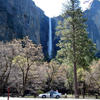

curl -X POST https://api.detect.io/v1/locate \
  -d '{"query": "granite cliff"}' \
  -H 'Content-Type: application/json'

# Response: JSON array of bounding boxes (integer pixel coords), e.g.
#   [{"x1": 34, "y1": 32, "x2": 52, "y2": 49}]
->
[
  {"x1": 85, "y1": 0, "x2": 100, "y2": 51},
  {"x1": 1, "y1": 0, "x2": 100, "y2": 57},
  {"x1": 0, "y1": 0, "x2": 49, "y2": 54}
]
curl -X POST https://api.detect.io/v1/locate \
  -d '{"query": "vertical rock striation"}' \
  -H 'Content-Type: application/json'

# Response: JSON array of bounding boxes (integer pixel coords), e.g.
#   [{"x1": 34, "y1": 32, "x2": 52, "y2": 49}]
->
[
  {"x1": 85, "y1": 0, "x2": 100, "y2": 50},
  {"x1": 0, "y1": 0, "x2": 49, "y2": 54}
]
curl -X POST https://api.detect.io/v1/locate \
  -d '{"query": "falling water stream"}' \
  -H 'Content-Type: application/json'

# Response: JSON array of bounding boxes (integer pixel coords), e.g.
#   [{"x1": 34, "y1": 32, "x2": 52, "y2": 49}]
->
[{"x1": 48, "y1": 18, "x2": 52, "y2": 59}]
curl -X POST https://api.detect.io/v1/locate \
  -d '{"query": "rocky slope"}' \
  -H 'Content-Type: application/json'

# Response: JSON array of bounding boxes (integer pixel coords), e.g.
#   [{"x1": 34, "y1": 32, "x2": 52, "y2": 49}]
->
[
  {"x1": 0, "y1": 0, "x2": 49, "y2": 54},
  {"x1": 85, "y1": 0, "x2": 100, "y2": 50}
]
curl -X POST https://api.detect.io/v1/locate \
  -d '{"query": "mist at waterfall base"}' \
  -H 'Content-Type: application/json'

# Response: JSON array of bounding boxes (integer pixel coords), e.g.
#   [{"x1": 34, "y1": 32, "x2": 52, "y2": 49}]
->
[{"x1": 48, "y1": 18, "x2": 52, "y2": 59}]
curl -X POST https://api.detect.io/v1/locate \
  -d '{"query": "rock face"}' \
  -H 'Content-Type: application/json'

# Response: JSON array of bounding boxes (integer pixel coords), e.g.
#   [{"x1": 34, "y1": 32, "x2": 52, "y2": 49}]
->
[
  {"x1": 52, "y1": 16, "x2": 63, "y2": 57},
  {"x1": 85, "y1": 0, "x2": 100, "y2": 50},
  {"x1": 0, "y1": 0, "x2": 49, "y2": 54}
]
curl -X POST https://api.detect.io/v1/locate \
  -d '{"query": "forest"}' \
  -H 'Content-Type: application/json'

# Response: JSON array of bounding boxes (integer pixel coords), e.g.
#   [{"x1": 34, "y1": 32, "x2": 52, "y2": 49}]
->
[{"x1": 0, "y1": 36, "x2": 99, "y2": 98}]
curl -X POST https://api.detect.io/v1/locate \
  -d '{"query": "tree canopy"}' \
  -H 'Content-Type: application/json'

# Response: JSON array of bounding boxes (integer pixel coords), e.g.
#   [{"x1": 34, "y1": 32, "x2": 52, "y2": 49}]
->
[{"x1": 56, "y1": 0, "x2": 96, "y2": 98}]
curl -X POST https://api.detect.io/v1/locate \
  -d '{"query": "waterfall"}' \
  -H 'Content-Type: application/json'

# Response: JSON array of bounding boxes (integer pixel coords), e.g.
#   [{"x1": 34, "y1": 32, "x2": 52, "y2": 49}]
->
[{"x1": 48, "y1": 18, "x2": 52, "y2": 58}]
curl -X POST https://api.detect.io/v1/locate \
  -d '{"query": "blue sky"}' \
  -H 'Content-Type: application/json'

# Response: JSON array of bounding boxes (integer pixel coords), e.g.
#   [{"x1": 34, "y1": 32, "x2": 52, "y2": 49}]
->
[{"x1": 33, "y1": 0, "x2": 93, "y2": 17}]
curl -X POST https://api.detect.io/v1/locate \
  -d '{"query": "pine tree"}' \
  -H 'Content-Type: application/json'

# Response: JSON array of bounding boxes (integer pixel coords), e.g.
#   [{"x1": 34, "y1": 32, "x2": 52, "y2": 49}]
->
[{"x1": 56, "y1": 0, "x2": 96, "y2": 98}]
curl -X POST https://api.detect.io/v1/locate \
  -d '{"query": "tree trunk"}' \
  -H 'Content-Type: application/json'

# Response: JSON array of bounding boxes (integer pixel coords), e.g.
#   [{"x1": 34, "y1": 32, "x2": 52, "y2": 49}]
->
[
  {"x1": 82, "y1": 81, "x2": 85, "y2": 98},
  {"x1": 21, "y1": 86, "x2": 25, "y2": 97},
  {"x1": 73, "y1": 62, "x2": 79, "y2": 98}
]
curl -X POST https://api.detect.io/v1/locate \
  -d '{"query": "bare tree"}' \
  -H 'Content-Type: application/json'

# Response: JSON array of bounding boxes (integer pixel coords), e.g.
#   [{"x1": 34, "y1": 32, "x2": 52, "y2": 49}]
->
[
  {"x1": 11, "y1": 37, "x2": 44, "y2": 96},
  {"x1": 0, "y1": 42, "x2": 16, "y2": 95}
]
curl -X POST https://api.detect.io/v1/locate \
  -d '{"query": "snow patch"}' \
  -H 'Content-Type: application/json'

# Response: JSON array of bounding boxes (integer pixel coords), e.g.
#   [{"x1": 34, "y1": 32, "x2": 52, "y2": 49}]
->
[{"x1": 80, "y1": 0, "x2": 94, "y2": 11}]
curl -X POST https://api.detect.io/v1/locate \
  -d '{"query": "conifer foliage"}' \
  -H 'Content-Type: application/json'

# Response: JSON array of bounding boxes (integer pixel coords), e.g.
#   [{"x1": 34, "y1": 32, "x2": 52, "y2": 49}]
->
[{"x1": 56, "y1": 0, "x2": 96, "y2": 98}]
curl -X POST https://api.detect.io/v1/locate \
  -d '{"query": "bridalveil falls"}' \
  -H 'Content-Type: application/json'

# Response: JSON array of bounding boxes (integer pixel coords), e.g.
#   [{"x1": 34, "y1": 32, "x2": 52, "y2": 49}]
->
[{"x1": 48, "y1": 18, "x2": 52, "y2": 58}]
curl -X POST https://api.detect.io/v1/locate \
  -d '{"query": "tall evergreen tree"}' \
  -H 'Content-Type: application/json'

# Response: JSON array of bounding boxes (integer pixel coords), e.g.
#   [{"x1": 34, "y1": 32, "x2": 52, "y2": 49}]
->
[{"x1": 56, "y1": 0, "x2": 96, "y2": 98}]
